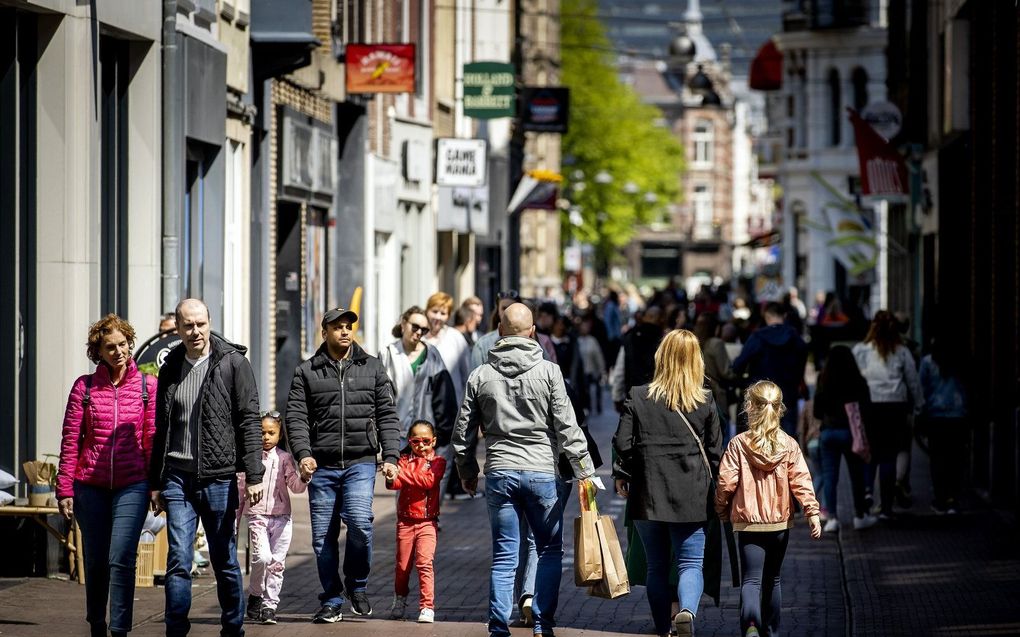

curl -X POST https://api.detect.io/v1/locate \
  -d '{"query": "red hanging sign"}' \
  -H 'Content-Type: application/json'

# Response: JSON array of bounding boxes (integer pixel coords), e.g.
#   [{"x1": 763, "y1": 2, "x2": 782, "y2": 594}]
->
[{"x1": 848, "y1": 107, "x2": 908, "y2": 197}]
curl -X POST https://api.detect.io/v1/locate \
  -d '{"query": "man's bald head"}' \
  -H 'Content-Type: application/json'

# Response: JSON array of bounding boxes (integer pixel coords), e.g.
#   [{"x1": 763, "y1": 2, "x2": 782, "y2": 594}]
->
[
  {"x1": 175, "y1": 298, "x2": 210, "y2": 324},
  {"x1": 499, "y1": 303, "x2": 535, "y2": 338}
]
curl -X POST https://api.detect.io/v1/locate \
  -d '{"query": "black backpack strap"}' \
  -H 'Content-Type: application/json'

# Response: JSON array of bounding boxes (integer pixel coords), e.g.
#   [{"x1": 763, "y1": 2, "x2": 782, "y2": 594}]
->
[
  {"x1": 79, "y1": 374, "x2": 94, "y2": 447},
  {"x1": 82, "y1": 373, "x2": 93, "y2": 406}
]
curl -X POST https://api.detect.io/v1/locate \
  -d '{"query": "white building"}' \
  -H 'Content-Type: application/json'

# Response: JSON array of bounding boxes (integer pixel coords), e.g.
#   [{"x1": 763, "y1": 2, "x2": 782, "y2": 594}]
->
[{"x1": 770, "y1": 6, "x2": 888, "y2": 308}]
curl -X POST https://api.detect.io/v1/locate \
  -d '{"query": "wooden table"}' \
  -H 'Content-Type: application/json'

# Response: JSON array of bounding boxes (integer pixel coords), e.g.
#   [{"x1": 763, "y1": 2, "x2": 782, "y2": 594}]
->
[{"x1": 0, "y1": 505, "x2": 84, "y2": 583}]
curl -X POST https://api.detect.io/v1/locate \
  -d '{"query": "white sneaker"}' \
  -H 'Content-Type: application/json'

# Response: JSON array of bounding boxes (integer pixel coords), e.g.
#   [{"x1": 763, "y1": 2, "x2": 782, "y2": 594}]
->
[
  {"x1": 520, "y1": 595, "x2": 534, "y2": 627},
  {"x1": 853, "y1": 514, "x2": 878, "y2": 530},
  {"x1": 417, "y1": 608, "x2": 435, "y2": 623},
  {"x1": 823, "y1": 518, "x2": 840, "y2": 533},
  {"x1": 389, "y1": 595, "x2": 407, "y2": 620}
]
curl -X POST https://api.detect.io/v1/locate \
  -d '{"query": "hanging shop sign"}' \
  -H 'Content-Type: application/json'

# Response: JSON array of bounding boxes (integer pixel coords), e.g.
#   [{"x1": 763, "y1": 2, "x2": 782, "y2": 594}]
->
[
  {"x1": 463, "y1": 61, "x2": 516, "y2": 119},
  {"x1": 435, "y1": 138, "x2": 488, "y2": 187},
  {"x1": 520, "y1": 87, "x2": 570, "y2": 133},
  {"x1": 848, "y1": 108, "x2": 908, "y2": 198},
  {"x1": 860, "y1": 100, "x2": 903, "y2": 141},
  {"x1": 345, "y1": 43, "x2": 416, "y2": 94}
]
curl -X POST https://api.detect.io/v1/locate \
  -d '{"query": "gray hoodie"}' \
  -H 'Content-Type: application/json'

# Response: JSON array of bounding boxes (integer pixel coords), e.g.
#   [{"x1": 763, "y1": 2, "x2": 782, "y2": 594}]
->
[{"x1": 453, "y1": 336, "x2": 594, "y2": 481}]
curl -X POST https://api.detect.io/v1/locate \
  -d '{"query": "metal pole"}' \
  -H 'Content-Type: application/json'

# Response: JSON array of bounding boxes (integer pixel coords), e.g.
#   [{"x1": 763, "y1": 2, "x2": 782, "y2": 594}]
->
[
  {"x1": 161, "y1": 0, "x2": 182, "y2": 313},
  {"x1": 507, "y1": 0, "x2": 525, "y2": 290}
]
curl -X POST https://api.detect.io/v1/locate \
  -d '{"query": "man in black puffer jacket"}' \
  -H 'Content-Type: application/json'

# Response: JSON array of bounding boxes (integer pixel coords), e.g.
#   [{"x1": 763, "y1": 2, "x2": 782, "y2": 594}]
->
[
  {"x1": 285, "y1": 307, "x2": 400, "y2": 624},
  {"x1": 150, "y1": 298, "x2": 264, "y2": 637}
]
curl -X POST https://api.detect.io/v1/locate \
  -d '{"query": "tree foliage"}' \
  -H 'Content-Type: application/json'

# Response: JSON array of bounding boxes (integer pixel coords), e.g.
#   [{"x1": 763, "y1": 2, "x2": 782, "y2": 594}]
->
[{"x1": 561, "y1": 0, "x2": 684, "y2": 270}]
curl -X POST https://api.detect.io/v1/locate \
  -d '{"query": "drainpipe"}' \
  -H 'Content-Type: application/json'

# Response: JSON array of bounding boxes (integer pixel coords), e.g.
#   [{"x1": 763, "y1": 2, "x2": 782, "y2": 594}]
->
[{"x1": 161, "y1": 0, "x2": 182, "y2": 313}]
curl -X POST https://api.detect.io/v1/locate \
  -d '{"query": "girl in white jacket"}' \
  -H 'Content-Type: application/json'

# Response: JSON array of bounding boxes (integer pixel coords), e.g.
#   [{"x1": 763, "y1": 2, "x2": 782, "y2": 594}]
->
[{"x1": 852, "y1": 311, "x2": 924, "y2": 518}]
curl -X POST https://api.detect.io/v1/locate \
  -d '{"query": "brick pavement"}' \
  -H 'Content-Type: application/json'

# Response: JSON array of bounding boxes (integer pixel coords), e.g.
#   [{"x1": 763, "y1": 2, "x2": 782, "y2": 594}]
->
[{"x1": 3, "y1": 392, "x2": 1015, "y2": 637}]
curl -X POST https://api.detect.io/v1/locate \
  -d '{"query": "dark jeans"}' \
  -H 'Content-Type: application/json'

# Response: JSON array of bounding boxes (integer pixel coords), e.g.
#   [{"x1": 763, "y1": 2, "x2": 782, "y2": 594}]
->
[
  {"x1": 307, "y1": 463, "x2": 376, "y2": 606},
  {"x1": 738, "y1": 530, "x2": 790, "y2": 637},
  {"x1": 927, "y1": 416, "x2": 965, "y2": 507},
  {"x1": 162, "y1": 470, "x2": 244, "y2": 637},
  {"x1": 585, "y1": 374, "x2": 602, "y2": 414},
  {"x1": 820, "y1": 428, "x2": 867, "y2": 518},
  {"x1": 865, "y1": 402, "x2": 909, "y2": 515},
  {"x1": 73, "y1": 480, "x2": 149, "y2": 636}
]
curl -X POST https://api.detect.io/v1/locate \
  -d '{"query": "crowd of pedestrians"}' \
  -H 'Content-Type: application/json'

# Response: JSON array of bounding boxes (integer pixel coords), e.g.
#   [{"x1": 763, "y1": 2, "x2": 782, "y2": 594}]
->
[{"x1": 55, "y1": 277, "x2": 965, "y2": 637}]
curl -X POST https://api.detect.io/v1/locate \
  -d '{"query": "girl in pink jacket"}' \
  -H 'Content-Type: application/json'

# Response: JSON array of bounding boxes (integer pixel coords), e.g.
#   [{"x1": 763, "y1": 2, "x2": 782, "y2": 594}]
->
[
  {"x1": 236, "y1": 413, "x2": 307, "y2": 624},
  {"x1": 57, "y1": 314, "x2": 156, "y2": 637},
  {"x1": 715, "y1": 381, "x2": 822, "y2": 637}
]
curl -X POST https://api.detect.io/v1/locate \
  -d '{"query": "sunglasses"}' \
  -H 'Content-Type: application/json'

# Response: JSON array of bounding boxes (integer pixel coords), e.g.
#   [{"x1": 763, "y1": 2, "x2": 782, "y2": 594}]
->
[
  {"x1": 261, "y1": 410, "x2": 281, "y2": 420},
  {"x1": 408, "y1": 324, "x2": 429, "y2": 335},
  {"x1": 498, "y1": 289, "x2": 521, "y2": 300},
  {"x1": 409, "y1": 437, "x2": 434, "y2": 445}
]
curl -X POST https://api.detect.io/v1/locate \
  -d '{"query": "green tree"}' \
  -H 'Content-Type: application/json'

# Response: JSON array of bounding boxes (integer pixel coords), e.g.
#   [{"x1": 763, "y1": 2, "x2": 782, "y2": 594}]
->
[{"x1": 561, "y1": 0, "x2": 684, "y2": 274}]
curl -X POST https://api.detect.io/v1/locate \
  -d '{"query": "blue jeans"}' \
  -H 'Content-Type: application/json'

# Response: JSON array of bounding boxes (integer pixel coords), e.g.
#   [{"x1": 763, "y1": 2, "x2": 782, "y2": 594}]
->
[
  {"x1": 820, "y1": 428, "x2": 867, "y2": 518},
  {"x1": 634, "y1": 520, "x2": 706, "y2": 636},
  {"x1": 514, "y1": 478, "x2": 572, "y2": 606},
  {"x1": 73, "y1": 480, "x2": 149, "y2": 636},
  {"x1": 162, "y1": 470, "x2": 244, "y2": 637},
  {"x1": 485, "y1": 471, "x2": 565, "y2": 637},
  {"x1": 307, "y1": 463, "x2": 376, "y2": 606}
]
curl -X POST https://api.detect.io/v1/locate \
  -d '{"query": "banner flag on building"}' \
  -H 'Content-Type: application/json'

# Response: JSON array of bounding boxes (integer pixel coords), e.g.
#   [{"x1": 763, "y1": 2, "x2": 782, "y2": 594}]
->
[
  {"x1": 848, "y1": 107, "x2": 908, "y2": 198},
  {"x1": 507, "y1": 169, "x2": 562, "y2": 213}
]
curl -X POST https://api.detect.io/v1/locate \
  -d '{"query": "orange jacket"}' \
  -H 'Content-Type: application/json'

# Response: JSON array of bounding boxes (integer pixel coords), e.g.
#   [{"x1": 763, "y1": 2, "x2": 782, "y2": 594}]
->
[
  {"x1": 714, "y1": 431, "x2": 820, "y2": 532},
  {"x1": 387, "y1": 452, "x2": 447, "y2": 522}
]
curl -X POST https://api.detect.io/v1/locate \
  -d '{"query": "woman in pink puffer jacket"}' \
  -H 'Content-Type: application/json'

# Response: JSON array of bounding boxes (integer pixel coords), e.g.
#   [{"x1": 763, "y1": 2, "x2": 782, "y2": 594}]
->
[{"x1": 57, "y1": 314, "x2": 156, "y2": 637}]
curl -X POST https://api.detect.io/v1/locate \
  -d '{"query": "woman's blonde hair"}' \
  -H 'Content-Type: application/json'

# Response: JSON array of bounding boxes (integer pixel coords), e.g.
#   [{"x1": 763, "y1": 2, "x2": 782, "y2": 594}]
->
[
  {"x1": 743, "y1": 380, "x2": 787, "y2": 457},
  {"x1": 646, "y1": 329, "x2": 710, "y2": 413}
]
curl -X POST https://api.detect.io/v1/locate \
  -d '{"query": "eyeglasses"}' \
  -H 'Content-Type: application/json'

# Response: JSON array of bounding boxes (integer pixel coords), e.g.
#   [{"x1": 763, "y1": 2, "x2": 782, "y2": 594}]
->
[
  {"x1": 498, "y1": 289, "x2": 521, "y2": 300},
  {"x1": 409, "y1": 437, "x2": 434, "y2": 445},
  {"x1": 261, "y1": 410, "x2": 281, "y2": 420},
  {"x1": 408, "y1": 324, "x2": 429, "y2": 335}
]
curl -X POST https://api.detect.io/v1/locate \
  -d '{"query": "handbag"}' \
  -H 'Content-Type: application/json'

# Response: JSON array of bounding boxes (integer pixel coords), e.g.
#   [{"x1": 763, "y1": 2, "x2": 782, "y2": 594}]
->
[
  {"x1": 573, "y1": 480, "x2": 603, "y2": 586},
  {"x1": 844, "y1": 402, "x2": 871, "y2": 463}
]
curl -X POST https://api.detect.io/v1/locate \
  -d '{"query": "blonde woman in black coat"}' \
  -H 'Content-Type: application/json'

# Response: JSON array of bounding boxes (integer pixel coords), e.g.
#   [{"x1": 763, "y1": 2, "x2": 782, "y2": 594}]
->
[{"x1": 613, "y1": 329, "x2": 722, "y2": 637}]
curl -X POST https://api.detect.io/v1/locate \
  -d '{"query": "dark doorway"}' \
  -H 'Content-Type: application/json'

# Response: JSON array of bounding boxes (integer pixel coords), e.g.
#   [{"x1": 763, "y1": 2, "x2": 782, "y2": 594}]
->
[
  {"x1": 275, "y1": 202, "x2": 302, "y2": 413},
  {"x1": 0, "y1": 9, "x2": 37, "y2": 479}
]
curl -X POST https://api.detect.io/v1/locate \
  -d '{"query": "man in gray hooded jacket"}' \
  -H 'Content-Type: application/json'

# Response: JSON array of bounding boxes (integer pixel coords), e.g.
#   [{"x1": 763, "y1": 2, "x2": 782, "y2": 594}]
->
[{"x1": 453, "y1": 303, "x2": 594, "y2": 637}]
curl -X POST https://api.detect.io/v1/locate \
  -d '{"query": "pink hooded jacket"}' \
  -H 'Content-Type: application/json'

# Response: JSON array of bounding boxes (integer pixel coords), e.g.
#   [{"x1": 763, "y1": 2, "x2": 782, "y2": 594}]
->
[
  {"x1": 57, "y1": 359, "x2": 157, "y2": 499},
  {"x1": 237, "y1": 447, "x2": 306, "y2": 517}
]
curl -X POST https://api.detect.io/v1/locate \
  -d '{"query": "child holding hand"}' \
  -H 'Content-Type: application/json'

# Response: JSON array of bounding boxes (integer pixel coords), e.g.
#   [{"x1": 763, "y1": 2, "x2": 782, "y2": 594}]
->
[
  {"x1": 237, "y1": 412, "x2": 307, "y2": 625},
  {"x1": 386, "y1": 420, "x2": 446, "y2": 623},
  {"x1": 715, "y1": 381, "x2": 822, "y2": 637}
]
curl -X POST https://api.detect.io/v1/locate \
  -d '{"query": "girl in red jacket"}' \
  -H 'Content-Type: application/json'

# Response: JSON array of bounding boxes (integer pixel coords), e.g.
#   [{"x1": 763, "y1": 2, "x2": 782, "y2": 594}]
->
[{"x1": 385, "y1": 420, "x2": 446, "y2": 623}]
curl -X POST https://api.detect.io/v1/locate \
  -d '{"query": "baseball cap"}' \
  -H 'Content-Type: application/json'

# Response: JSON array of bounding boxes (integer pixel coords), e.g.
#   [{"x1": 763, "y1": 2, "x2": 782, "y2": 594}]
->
[{"x1": 321, "y1": 307, "x2": 359, "y2": 327}]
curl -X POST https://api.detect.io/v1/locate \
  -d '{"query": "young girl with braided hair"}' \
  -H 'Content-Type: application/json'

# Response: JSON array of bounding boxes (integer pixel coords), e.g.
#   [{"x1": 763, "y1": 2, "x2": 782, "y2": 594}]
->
[{"x1": 715, "y1": 381, "x2": 822, "y2": 637}]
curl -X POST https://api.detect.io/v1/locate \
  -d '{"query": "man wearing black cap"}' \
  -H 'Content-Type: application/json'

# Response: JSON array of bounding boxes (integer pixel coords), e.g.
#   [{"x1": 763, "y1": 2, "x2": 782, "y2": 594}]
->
[{"x1": 285, "y1": 308, "x2": 401, "y2": 624}]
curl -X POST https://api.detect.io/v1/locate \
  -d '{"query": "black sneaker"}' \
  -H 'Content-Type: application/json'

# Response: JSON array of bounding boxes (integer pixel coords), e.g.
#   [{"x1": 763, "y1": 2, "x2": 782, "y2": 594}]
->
[
  {"x1": 313, "y1": 603, "x2": 343, "y2": 623},
  {"x1": 350, "y1": 591, "x2": 372, "y2": 616},
  {"x1": 261, "y1": 607, "x2": 278, "y2": 625},
  {"x1": 246, "y1": 595, "x2": 263, "y2": 621}
]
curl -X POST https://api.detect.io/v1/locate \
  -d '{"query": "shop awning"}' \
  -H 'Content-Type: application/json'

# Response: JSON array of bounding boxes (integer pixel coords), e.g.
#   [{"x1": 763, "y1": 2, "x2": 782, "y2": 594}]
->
[{"x1": 749, "y1": 40, "x2": 782, "y2": 91}]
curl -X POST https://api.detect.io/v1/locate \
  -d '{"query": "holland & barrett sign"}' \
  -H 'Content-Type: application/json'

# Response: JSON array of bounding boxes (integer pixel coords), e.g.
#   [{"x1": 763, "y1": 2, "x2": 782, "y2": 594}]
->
[{"x1": 463, "y1": 62, "x2": 515, "y2": 119}]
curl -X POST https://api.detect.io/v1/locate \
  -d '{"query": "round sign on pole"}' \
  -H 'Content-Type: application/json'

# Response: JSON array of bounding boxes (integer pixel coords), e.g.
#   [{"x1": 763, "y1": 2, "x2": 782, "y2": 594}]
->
[{"x1": 861, "y1": 101, "x2": 902, "y2": 140}]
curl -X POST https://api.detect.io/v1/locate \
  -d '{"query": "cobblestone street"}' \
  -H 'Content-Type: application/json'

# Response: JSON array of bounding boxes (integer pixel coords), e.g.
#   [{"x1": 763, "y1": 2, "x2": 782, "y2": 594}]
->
[{"x1": 2, "y1": 394, "x2": 1019, "y2": 636}]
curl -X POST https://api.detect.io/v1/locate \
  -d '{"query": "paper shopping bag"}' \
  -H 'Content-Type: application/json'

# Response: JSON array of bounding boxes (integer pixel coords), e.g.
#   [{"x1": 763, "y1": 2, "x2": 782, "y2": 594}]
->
[
  {"x1": 589, "y1": 513, "x2": 630, "y2": 599},
  {"x1": 574, "y1": 480, "x2": 603, "y2": 585},
  {"x1": 574, "y1": 510, "x2": 603, "y2": 585}
]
